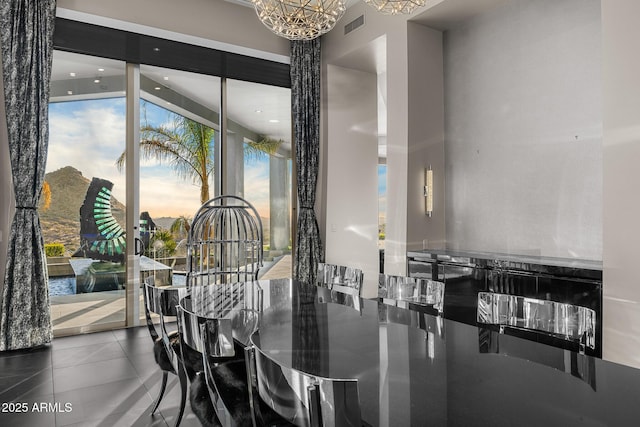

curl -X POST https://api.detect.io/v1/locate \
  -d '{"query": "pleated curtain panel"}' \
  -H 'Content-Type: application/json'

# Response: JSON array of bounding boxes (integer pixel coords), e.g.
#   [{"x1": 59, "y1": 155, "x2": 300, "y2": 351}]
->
[
  {"x1": 291, "y1": 38, "x2": 324, "y2": 285},
  {"x1": 0, "y1": 0, "x2": 56, "y2": 351}
]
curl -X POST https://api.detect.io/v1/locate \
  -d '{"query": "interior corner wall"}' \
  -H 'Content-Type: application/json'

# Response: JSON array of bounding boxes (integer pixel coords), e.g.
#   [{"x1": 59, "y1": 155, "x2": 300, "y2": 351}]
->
[
  {"x1": 322, "y1": 5, "x2": 412, "y2": 277},
  {"x1": 443, "y1": 0, "x2": 602, "y2": 260},
  {"x1": 601, "y1": 0, "x2": 640, "y2": 369},
  {"x1": 325, "y1": 65, "x2": 379, "y2": 297},
  {"x1": 406, "y1": 22, "x2": 445, "y2": 252}
]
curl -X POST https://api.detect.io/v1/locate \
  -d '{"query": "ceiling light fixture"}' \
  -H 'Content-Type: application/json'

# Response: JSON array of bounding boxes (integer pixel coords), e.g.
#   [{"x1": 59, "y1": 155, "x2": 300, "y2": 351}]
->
[
  {"x1": 155, "y1": 87, "x2": 161, "y2": 90},
  {"x1": 98, "y1": 68, "x2": 105, "y2": 72},
  {"x1": 94, "y1": 78, "x2": 101, "y2": 83},
  {"x1": 251, "y1": 0, "x2": 346, "y2": 40},
  {"x1": 69, "y1": 72, "x2": 76, "y2": 77},
  {"x1": 269, "y1": 119, "x2": 280, "y2": 123},
  {"x1": 363, "y1": 0, "x2": 425, "y2": 15}
]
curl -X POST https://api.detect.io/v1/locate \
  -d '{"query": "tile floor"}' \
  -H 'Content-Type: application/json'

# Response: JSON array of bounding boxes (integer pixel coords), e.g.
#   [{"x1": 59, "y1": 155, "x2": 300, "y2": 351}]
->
[{"x1": 0, "y1": 326, "x2": 202, "y2": 427}]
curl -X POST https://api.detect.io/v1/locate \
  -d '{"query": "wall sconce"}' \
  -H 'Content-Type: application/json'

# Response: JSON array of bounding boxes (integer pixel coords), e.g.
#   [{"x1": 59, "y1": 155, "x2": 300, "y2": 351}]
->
[{"x1": 424, "y1": 167, "x2": 433, "y2": 217}]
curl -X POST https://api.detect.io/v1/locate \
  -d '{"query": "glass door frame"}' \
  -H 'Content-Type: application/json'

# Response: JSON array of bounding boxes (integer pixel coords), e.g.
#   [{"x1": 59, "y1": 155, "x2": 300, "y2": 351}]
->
[{"x1": 125, "y1": 63, "x2": 141, "y2": 326}]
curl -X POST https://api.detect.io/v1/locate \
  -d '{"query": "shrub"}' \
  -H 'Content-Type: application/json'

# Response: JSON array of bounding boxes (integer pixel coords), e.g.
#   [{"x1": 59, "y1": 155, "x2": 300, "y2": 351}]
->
[{"x1": 45, "y1": 243, "x2": 65, "y2": 257}]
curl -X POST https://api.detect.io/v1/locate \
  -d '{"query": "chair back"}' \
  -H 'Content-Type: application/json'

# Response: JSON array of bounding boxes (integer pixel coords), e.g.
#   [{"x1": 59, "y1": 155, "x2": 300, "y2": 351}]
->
[
  {"x1": 177, "y1": 294, "x2": 236, "y2": 358},
  {"x1": 316, "y1": 263, "x2": 364, "y2": 297},
  {"x1": 378, "y1": 274, "x2": 445, "y2": 314},
  {"x1": 143, "y1": 277, "x2": 187, "y2": 370},
  {"x1": 477, "y1": 292, "x2": 596, "y2": 353},
  {"x1": 316, "y1": 286, "x2": 362, "y2": 312},
  {"x1": 246, "y1": 333, "x2": 361, "y2": 427},
  {"x1": 186, "y1": 195, "x2": 263, "y2": 288}
]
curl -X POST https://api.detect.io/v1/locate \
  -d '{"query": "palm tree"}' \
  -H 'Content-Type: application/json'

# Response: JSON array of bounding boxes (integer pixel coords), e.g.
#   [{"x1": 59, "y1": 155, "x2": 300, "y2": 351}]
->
[
  {"x1": 116, "y1": 108, "x2": 282, "y2": 205},
  {"x1": 170, "y1": 215, "x2": 191, "y2": 240}
]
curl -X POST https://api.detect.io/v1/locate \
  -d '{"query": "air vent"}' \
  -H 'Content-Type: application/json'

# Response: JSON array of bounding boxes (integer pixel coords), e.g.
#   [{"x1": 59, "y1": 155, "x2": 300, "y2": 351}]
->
[{"x1": 344, "y1": 14, "x2": 365, "y2": 35}]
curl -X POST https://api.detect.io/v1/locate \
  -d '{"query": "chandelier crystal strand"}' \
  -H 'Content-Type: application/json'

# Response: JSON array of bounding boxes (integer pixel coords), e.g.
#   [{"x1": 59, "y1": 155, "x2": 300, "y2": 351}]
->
[
  {"x1": 252, "y1": 0, "x2": 346, "y2": 40},
  {"x1": 363, "y1": 0, "x2": 426, "y2": 15}
]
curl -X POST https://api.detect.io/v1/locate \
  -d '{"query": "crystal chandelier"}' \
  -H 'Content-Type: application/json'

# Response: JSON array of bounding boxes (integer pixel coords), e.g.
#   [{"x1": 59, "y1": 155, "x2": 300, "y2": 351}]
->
[
  {"x1": 251, "y1": 0, "x2": 347, "y2": 40},
  {"x1": 363, "y1": 0, "x2": 425, "y2": 15}
]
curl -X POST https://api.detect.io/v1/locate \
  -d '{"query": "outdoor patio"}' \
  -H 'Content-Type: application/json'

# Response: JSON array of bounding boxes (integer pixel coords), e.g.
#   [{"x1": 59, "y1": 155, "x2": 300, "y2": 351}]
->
[{"x1": 50, "y1": 255, "x2": 292, "y2": 337}]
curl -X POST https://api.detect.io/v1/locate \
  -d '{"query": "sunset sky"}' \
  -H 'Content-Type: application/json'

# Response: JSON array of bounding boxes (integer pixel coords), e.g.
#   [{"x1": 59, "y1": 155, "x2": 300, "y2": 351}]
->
[{"x1": 47, "y1": 98, "x2": 272, "y2": 220}]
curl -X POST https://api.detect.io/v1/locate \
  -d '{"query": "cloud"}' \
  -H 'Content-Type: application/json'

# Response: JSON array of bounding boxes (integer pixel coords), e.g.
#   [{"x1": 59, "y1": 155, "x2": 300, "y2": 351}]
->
[
  {"x1": 46, "y1": 99, "x2": 283, "y2": 220},
  {"x1": 48, "y1": 100, "x2": 127, "y2": 200}
]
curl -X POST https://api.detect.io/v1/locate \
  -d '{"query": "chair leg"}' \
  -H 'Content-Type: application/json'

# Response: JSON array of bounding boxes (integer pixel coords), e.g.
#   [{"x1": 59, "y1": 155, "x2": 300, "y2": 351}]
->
[
  {"x1": 175, "y1": 362, "x2": 188, "y2": 427},
  {"x1": 151, "y1": 371, "x2": 169, "y2": 415}
]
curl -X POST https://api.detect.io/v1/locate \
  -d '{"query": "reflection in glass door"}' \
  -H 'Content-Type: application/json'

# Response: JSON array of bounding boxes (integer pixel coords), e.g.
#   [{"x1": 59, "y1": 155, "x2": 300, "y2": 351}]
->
[
  {"x1": 138, "y1": 65, "x2": 220, "y2": 308},
  {"x1": 45, "y1": 51, "x2": 127, "y2": 335},
  {"x1": 227, "y1": 79, "x2": 292, "y2": 278}
]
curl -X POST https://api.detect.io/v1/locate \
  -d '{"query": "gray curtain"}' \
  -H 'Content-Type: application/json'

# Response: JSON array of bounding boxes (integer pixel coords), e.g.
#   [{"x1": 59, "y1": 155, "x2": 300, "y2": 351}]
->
[
  {"x1": 291, "y1": 38, "x2": 323, "y2": 285},
  {"x1": 0, "y1": 0, "x2": 56, "y2": 351}
]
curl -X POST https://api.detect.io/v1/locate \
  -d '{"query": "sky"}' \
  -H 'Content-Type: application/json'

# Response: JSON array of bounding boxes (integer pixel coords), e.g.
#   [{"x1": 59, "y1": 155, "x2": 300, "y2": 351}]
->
[
  {"x1": 47, "y1": 97, "x2": 386, "y2": 226},
  {"x1": 47, "y1": 98, "x2": 271, "y2": 220}
]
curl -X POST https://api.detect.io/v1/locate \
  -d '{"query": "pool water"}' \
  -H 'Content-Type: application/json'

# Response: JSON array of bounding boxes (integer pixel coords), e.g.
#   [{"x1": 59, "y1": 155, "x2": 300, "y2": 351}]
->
[
  {"x1": 49, "y1": 274, "x2": 185, "y2": 296},
  {"x1": 49, "y1": 276, "x2": 76, "y2": 296}
]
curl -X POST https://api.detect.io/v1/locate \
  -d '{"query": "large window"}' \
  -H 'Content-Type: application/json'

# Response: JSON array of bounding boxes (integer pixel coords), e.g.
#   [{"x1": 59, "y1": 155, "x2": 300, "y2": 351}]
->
[
  {"x1": 227, "y1": 79, "x2": 292, "y2": 264},
  {"x1": 45, "y1": 23, "x2": 293, "y2": 334}
]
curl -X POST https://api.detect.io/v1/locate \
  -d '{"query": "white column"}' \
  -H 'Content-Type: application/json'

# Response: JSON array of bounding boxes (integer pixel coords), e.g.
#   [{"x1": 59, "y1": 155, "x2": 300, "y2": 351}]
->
[
  {"x1": 602, "y1": 0, "x2": 640, "y2": 369},
  {"x1": 270, "y1": 155, "x2": 290, "y2": 251}
]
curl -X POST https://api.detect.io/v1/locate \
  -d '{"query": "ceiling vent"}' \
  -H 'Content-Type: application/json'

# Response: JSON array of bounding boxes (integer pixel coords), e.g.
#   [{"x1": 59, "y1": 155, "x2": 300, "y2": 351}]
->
[{"x1": 344, "y1": 14, "x2": 365, "y2": 35}]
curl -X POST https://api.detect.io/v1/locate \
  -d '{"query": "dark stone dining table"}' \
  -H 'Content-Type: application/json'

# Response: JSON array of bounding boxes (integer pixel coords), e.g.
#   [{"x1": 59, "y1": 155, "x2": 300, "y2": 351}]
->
[{"x1": 187, "y1": 278, "x2": 640, "y2": 426}]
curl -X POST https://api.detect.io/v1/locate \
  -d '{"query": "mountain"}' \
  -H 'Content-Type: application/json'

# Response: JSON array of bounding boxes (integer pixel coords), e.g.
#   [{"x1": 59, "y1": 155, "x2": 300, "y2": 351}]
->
[
  {"x1": 38, "y1": 166, "x2": 273, "y2": 254},
  {"x1": 39, "y1": 166, "x2": 125, "y2": 255}
]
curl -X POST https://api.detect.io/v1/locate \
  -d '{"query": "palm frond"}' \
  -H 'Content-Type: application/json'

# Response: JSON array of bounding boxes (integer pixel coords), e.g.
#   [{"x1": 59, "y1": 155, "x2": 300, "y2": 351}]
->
[{"x1": 245, "y1": 137, "x2": 282, "y2": 160}]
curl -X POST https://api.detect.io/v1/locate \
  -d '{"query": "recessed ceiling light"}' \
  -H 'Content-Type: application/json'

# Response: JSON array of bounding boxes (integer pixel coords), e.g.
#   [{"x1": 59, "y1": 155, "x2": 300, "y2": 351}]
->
[
  {"x1": 67, "y1": 90, "x2": 73, "y2": 95},
  {"x1": 153, "y1": 47, "x2": 160, "y2": 52},
  {"x1": 255, "y1": 109, "x2": 263, "y2": 113},
  {"x1": 69, "y1": 72, "x2": 76, "y2": 77},
  {"x1": 269, "y1": 119, "x2": 280, "y2": 123},
  {"x1": 98, "y1": 68, "x2": 104, "y2": 72},
  {"x1": 166, "y1": 102, "x2": 172, "y2": 105},
  {"x1": 94, "y1": 78, "x2": 101, "y2": 83},
  {"x1": 163, "y1": 76, "x2": 169, "y2": 81},
  {"x1": 155, "y1": 87, "x2": 161, "y2": 90}
]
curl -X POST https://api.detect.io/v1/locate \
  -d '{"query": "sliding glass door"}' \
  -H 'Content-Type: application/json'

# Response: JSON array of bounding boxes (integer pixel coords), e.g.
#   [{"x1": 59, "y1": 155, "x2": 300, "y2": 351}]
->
[
  {"x1": 227, "y1": 79, "x2": 293, "y2": 275},
  {"x1": 45, "y1": 51, "x2": 128, "y2": 334},
  {"x1": 45, "y1": 48, "x2": 292, "y2": 335}
]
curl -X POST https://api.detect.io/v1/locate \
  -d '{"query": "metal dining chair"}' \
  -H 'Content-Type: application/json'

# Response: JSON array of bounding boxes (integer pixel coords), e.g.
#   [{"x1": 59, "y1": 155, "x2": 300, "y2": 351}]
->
[
  {"x1": 143, "y1": 278, "x2": 188, "y2": 426},
  {"x1": 246, "y1": 332, "x2": 362, "y2": 427},
  {"x1": 177, "y1": 283, "x2": 263, "y2": 426},
  {"x1": 476, "y1": 292, "x2": 597, "y2": 354},
  {"x1": 316, "y1": 262, "x2": 364, "y2": 297},
  {"x1": 378, "y1": 273, "x2": 445, "y2": 315},
  {"x1": 186, "y1": 195, "x2": 263, "y2": 288}
]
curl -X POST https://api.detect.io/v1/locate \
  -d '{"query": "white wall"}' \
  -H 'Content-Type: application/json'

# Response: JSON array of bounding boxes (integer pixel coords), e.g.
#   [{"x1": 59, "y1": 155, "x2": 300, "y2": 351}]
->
[
  {"x1": 601, "y1": 0, "x2": 640, "y2": 369},
  {"x1": 324, "y1": 65, "x2": 379, "y2": 297},
  {"x1": 443, "y1": 0, "x2": 602, "y2": 260},
  {"x1": 407, "y1": 22, "x2": 445, "y2": 251}
]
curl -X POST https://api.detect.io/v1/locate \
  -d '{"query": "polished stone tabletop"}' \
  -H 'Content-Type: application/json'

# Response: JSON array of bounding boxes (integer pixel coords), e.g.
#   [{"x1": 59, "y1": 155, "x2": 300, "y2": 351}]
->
[{"x1": 188, "y1": 278, "x2": 640, "y2": 426}]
